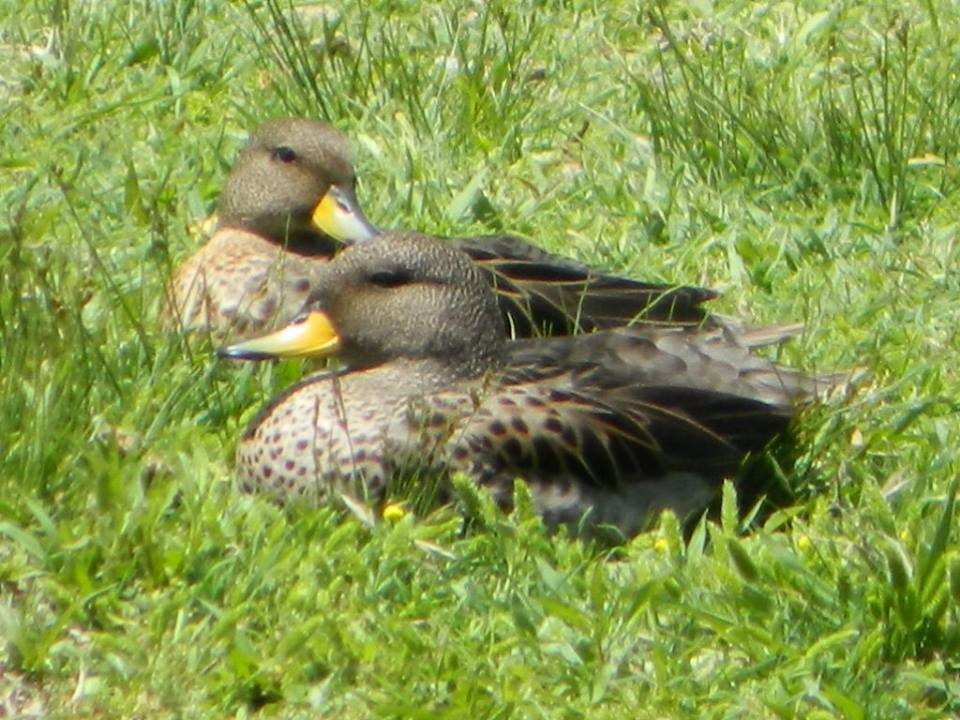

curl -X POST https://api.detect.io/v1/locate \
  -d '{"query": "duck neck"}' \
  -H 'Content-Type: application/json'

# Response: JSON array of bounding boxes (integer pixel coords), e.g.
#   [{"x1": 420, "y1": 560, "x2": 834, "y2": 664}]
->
[
  {"x1": 273, "y1": 229, "x2": 339, "y2": 258},
  {"x1": 377, "y1": 354, "x2": 502, "y2": 397},
  {"x1": 219, "y1": 218, "x2": 338, "y2": 258}
]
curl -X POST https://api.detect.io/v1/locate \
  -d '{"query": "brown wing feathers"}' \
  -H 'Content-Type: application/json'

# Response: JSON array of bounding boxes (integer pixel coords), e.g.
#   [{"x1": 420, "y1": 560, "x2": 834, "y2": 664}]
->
[{"x1": 456, "y1": 235, "x2": 717, "y2": 334}]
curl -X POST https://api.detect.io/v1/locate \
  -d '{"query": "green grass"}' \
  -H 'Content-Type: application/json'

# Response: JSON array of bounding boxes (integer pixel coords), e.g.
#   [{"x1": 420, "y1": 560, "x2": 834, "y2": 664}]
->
[{"x1": 2, "y1": 0, "x2": 959, "y2": 716}]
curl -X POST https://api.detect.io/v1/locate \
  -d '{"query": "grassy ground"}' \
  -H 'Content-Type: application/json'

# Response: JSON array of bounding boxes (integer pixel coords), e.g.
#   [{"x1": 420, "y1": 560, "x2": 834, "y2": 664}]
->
[{"x1": 1, "y1": 0, "x2": 958, "y2": 716}]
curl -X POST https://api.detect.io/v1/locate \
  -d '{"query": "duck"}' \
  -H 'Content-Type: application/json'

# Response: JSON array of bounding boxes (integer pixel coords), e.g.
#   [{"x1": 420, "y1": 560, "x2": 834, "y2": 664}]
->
[
  {"x1": 219, "y1": 232, "x2": 831, "y2": 538},
  {"x1": 168, "y1": 118, "x2": 718, "y2": 339}
]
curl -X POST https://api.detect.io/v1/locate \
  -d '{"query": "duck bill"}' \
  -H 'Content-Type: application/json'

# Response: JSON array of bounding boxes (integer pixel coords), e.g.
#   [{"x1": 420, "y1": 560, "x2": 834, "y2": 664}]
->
[
  {"x1": 311, "y1": 184, "x2": 379, "y2": 243},
  {"x1": 218, "y1": 311, "x2": 341, "y2": 361}
]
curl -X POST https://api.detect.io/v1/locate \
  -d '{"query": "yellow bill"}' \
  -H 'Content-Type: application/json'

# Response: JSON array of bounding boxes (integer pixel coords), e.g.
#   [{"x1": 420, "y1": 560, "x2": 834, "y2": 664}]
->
[
  {"x1": 218, "y1": 311, "x2": 340, "y2": 361},
  {"x1": 311, "y1": 185, "x2": 378, "y2": 243}
]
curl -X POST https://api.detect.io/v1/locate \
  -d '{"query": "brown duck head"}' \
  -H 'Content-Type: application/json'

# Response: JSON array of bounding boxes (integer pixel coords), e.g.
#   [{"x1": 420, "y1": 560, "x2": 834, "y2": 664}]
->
[
  {"x1": 217, "y1": 118, "x2": 378, "y2": 252},
  {"x1": 220, "y1": 232, "x2": 507, "y2": 377}
]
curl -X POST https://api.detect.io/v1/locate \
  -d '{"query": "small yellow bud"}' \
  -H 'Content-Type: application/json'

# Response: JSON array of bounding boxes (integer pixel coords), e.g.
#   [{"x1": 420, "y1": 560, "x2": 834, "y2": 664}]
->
[
  {"x1": 654, "y1": 537, "x2": 669, "y2": 554},
  {"x1": 383, "y1": 502, "x2": 407, "y2": 522},
  {"x1": 797, "y1": 534, "x2": 812, "y2": 551}
]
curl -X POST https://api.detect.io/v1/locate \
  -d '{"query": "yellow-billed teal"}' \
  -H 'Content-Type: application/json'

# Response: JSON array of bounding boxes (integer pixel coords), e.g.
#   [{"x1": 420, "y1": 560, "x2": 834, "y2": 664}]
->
[
  {"x1": 166, "y1": 119, "x2": 374, "y2": 337},
  {"x1": 220, "y1": 232, "x2": 832, "y2": 538},
  {"x1": 168, "y1": 118, "x2": 718, "y2": 339}
]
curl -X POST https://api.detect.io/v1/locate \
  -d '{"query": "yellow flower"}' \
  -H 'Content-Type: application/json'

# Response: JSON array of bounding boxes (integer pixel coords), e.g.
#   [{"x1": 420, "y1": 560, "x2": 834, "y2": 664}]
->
[{"x1": 383, "y1": 502, "x2": 408, "y2": 523}]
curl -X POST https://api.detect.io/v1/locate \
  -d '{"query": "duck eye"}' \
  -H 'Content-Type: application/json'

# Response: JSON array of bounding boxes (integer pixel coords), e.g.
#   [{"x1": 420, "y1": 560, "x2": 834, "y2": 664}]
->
[
  {"x1": 368, "y1": 270, "x2": 412, "y2": 288},
  {"x1": 271, "y1": 146, "x2": 298, "y2": 163}
]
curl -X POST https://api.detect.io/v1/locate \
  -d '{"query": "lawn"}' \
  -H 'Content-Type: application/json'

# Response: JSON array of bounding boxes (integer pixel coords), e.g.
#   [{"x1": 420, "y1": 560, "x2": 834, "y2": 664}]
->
[{"x1": 1, "y1": 0, "x2": 958, "y2": 717}]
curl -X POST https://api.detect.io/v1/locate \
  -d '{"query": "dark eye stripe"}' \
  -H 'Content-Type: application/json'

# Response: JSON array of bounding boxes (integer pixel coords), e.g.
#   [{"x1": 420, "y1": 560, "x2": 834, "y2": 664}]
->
[{"x1": 368, "y1": 270, "x2": 412, "y2": 288}]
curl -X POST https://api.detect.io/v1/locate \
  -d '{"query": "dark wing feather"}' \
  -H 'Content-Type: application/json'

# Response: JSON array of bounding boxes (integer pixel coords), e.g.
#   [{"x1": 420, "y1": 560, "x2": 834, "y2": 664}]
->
[
  {"x1": 454, "y1": 235, "x2": 718, "y2": 335},
  {"x1": 504, "y1": 323, "x2": 832, "y2": 407},
  {"x1": 455, "y1": 321, "x2": 836, "y2": 490}
]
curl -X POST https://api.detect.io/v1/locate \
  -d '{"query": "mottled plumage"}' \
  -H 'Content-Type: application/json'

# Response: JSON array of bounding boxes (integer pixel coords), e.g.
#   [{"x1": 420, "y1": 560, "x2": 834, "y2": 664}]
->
[
  {"x1": 167, "y1": 118, "x2": 717, "y2": 339},
  {"x1": 167, "y1": 229, "x2": 318, "y2": 337},
  {"x1": 222, "y1": 233, "x2": 832, "y2": 538},
  {"x1": 166, "y1": 119, "x2": 356, "y2": 337}
]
